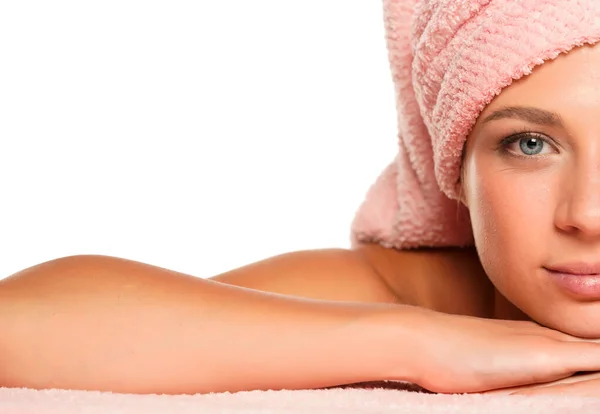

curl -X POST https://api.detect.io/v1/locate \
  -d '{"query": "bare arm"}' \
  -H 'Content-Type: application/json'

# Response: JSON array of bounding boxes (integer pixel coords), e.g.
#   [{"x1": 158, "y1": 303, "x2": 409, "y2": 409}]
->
[
  {"x1": 0, "y1": 253, "x2": 418, "y2": 394},
  {"x1": 1, "y1": 248, "x2": 593, "y2": 395}
]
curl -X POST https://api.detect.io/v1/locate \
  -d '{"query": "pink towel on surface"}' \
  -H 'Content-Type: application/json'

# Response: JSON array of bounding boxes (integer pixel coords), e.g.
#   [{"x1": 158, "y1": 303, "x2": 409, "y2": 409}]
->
[
  {"x1": 2, "y1": 385, "x2": 600, "y2": 414},
  {"x1": 350, "y1": 0, "x2": 600, "y2": 249}
]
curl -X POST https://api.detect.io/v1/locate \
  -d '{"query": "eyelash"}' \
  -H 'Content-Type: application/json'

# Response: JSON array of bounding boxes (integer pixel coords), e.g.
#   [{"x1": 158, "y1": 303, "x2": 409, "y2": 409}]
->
[{"x1": 497, "y1": 130, "x2": 556, "y2": 157}]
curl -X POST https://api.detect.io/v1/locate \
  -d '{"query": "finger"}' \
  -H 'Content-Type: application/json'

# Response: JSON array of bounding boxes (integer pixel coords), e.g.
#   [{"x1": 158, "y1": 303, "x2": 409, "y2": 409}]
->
[
  {"x1": 547, "y1": 332, "x2": 600, "y2": 343},
  {"x1": 481, "y1": 375, "x2": 580, "y2": 395},
  {"x1": 523, "y1": 323, "x2": 600, "y2": 343},
  {"x1": 551, "y1": 331, "x2": 600, "y2": 343},
  {"x1": 558, "y1": 342, "x2": 600, "y2": 373},
  {"x1": 496, "y1": 319, "x2": 600, "y2": 343},
  {"x1": 488, "y1": 371, "x2": 600, "y2": 395},
  {"x1": 516, "y1": 323, "x2": 597, "y2": 342},
  {"x1": 492, "y1": 319, "x2": 592, "y2": 342},
  {"x1": 481, "y1": 386, "x2": 523, "y2": 396},
  {"x1": 511, "y1": 379, "x2": 599, "y2": 396}
]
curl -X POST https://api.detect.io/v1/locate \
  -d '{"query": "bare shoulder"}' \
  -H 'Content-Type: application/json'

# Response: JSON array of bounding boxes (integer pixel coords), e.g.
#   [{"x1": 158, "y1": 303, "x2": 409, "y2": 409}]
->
[
  {"x1": 354, "y1": 243, "x2": 495, "y2": 317},
  {"x1": 210, "y1": 242, "x2": 495, "y2": 315},
  {"x1": 209, "y1": 247, "x2": 402, "y2": 304}
]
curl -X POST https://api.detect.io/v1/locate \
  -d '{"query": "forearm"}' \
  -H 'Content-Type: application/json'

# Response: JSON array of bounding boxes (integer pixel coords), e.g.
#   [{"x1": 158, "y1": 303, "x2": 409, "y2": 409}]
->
[
  {"x1": 0, "y1": 258, "x2": 419, "y2": 394},
  {"x1": 183, "y1": 283, "x2": 418, "y2": 394}
]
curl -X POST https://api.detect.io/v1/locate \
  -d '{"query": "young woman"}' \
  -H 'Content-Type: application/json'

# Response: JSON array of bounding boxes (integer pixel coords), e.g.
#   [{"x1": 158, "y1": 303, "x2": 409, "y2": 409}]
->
[{"x1": 3, "y1": 0, "x2": 600, "y2": 397}]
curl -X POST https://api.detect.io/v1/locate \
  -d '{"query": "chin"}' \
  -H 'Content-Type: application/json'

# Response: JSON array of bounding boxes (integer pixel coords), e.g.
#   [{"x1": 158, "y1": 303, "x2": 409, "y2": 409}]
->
[
  {"x1": 550, "y1": 322, "x2": 600, "y2": 339},
  {"x1": 525, "y1": 303, "x2": 600, "y2": 339},
  {"x1": 491, "y1": 267, "x2": 600, "y2": 338}
]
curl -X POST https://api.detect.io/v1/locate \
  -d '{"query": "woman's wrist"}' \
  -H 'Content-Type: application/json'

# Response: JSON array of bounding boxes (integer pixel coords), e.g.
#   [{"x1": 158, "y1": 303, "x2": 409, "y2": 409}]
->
[
  {"x1": 349, "y1": 304, "x2": 430, "y2": 385},
  {"x1": 274, "y1": 301, "x2": 427, "y2": 390}
]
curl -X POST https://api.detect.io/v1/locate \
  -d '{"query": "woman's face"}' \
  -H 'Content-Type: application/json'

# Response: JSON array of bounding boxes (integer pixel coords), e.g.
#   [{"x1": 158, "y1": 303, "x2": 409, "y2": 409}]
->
[{"x1": 462, "y1": 42, "x2": 600, "y2": 338}]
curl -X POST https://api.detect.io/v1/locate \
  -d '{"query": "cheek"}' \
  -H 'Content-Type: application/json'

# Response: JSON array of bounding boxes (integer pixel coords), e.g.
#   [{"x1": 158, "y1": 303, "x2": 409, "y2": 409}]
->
[{"x1": 464, "y1": 157, "x2": 554, "y2": 287}]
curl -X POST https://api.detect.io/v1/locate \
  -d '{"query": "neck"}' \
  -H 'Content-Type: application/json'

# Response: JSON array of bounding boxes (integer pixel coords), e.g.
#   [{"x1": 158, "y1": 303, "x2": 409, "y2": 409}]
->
[{"x1": 493, "y1": 289, "x2": 532, "y2": 321}]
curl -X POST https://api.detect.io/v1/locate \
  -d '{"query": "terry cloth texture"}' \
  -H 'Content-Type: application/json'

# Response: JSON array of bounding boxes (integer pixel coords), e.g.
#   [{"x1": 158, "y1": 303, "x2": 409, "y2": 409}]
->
[{"x1": 351, "y1": 0, "x2": 600, "y2": 249}]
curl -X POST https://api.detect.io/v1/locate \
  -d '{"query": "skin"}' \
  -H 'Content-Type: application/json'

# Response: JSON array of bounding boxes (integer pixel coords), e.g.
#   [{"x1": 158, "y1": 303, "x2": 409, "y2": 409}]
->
[
  {"x1": 461, "y1": 42, "x2": 600, "y2": 339},
  {"x1": 453, "y1": 41, "x2": 600, "y2": 397},
  {"x1": 3, "y1": 41, "x2": 600, "y2": 397}
]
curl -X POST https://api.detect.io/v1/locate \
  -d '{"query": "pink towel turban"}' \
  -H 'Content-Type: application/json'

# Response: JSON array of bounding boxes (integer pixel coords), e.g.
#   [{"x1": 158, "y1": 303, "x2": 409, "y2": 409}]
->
[{"x1": 350, "y1": 0, "x2": 600, "y2": 249}]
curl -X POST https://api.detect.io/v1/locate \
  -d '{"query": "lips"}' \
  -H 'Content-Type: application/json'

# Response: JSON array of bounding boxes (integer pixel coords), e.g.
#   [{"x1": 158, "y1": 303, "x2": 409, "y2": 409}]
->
[
  {"x1": 544, "y1": 263, "x2": 600, "y2": 299},
  {"x1": 545, "y1": 262, "x2": 600, "y2": 275}
]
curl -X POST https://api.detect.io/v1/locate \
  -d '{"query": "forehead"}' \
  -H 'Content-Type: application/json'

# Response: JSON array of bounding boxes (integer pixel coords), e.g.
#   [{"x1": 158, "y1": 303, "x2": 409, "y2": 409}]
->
[{"x1": 477, "y1": 43, "x2": 600, "y2": 120}]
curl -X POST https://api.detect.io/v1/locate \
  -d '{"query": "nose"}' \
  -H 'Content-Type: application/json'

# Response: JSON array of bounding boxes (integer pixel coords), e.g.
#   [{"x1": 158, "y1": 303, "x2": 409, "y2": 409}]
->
[{"x1": 555, "y1": 159, "x2": 600, "y2": 238}]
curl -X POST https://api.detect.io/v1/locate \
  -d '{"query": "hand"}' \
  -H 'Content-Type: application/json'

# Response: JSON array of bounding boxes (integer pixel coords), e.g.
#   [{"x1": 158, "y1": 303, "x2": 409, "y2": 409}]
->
[
  {"x1": 396, "y1": 307, "x2": 600, "y2": 394},
  {"x1": 483, "y1": 371, "x2": 600, "y2": 396}
]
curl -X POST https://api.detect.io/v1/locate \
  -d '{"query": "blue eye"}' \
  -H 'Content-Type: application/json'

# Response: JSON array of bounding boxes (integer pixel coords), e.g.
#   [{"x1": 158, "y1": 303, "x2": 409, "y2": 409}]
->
[
  {"x1": 519, "y1": 136, "x2": 544, "y2": 155},
  {"x1": 500, "y1": 133, "x2": 554, "y2": 157}
]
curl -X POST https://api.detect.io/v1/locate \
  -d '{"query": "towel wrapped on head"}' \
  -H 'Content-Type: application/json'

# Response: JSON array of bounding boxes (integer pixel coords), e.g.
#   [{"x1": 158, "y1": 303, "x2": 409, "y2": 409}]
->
[{"x1": 350, "y1": 0, "x2": 600, "y2": 249}]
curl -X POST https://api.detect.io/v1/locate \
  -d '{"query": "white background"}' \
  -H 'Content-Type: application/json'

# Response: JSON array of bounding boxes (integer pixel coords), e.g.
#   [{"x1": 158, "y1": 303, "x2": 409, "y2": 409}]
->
[{"x1": 0, "y1": 1, "x2": 397, "y2": 280}]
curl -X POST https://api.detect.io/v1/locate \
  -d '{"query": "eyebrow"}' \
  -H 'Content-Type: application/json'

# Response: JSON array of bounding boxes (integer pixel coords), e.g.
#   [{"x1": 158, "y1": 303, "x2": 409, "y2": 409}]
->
[{"x1": 481, "y1": 106, "x2": 564, "y2": 127}]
